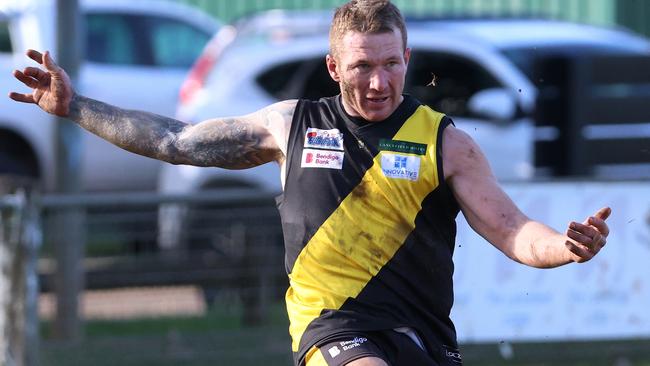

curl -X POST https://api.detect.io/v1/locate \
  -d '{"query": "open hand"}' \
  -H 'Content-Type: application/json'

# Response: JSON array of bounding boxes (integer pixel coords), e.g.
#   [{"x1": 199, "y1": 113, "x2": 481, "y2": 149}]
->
[
  {"x1": 8, "y1": 49, "x2": 74, "y2": 117},
  {"x1": 565, "y1": 207, "x2": 611, "y2": 263}
]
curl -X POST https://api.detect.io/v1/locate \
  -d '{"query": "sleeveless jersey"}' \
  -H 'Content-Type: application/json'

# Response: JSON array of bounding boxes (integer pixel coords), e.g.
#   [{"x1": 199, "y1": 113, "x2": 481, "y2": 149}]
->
[{"x1": 276, "y1": 95, "x2": 461, "y2": 365}]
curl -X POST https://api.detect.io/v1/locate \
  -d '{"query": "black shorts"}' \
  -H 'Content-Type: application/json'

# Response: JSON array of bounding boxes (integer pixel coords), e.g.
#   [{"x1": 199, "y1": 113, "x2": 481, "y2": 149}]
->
[{"x1": 305, "y1": 330, "x2": 462, "y2": 366}]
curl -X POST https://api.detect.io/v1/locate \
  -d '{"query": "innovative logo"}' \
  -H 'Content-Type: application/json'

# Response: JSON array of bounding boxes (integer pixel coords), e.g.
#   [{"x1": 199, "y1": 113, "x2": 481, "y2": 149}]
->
[
  {"x1": 304, "y1": 128, "x2": 344, "y2": 151},
  {"x1": 301, "y1": 148, "x2": 344, "y2": 169},
  {"x1": 381, "y1": 153, "x2": 420, "y2": 181}
]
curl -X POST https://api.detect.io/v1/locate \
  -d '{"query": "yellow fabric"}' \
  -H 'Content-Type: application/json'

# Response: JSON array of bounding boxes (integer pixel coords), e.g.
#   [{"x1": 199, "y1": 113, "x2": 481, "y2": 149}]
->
[
  {"x1": 286, "y1": 106, "x2": 445, "y2": 352},
  {"x1": 305, "y1": 346, "x2": 329, "y2": 366}
]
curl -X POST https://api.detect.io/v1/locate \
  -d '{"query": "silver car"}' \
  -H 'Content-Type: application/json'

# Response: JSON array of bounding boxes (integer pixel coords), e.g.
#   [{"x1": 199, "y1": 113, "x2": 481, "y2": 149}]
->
[
  {"x1": 1, "y1": 0, "x2": 219, "y2": 191},
  {"x1": 158, "y1": 11, "x2": 650, "y2": 249}
]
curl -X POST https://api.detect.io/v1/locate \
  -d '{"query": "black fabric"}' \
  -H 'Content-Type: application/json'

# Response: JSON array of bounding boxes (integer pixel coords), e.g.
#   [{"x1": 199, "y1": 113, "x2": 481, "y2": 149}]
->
[
  {"x1": 278, "y1": 95, "x2": 461, "y2": 365},
  {"x1": 316, "y1": 333, "x2": 388, "y2": 366},
  {"x1": 299, "y1": 183, "x2": 460, "y2": 365},
  {"x1": 277, "y1": 95, "x2": 420, "y2": 272},
  {"x1": 314, "y1": 329, "x2": 463, "y2": 366}
]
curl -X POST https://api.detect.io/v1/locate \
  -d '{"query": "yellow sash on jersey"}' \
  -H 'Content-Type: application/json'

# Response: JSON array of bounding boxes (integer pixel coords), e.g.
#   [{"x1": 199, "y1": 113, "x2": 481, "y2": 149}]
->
[{"x1": 286, "y1": 106, "x2": 446, "y2": 352}]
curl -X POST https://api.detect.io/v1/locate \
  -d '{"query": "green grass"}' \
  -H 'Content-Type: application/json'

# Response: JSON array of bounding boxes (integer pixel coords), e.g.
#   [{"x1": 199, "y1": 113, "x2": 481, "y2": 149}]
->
[
  {"x1": 40, "y1": 304, "x2": 293, "y2": 366},
  {"x1": 39, "y1": 303, "x2": 650, "y2": 366},
  {"x1": 83, "y1": 307, "x2": 244, "y2": 337}
]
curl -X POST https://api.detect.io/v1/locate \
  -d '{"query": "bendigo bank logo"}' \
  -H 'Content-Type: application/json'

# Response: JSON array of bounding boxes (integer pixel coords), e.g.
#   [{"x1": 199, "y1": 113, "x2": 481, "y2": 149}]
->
[{"x1": 301, "y1": 148, "x2": 344, "y2": 169}]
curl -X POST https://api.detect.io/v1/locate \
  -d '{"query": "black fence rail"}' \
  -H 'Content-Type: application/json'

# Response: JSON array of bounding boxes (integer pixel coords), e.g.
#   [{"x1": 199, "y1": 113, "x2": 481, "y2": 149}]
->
[
  {"x1": 534, "y1": 54, "x2": 650, "y2": 178},
  {"x1": 37, "y1": 189, "x2": 287, "y2": 328}
]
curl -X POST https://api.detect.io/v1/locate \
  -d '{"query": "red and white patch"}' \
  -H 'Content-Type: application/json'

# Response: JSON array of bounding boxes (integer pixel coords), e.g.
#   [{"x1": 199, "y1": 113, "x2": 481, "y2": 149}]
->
[{"x1": 301, "y1": 149, "x2": 344, "y2": 169}]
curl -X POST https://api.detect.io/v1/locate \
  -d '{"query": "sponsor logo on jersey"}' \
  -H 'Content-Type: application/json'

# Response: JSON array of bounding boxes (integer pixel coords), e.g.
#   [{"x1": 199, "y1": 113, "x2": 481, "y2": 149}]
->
[
  {"x1": 381, "y1": 153, "x2": 420, "y2": 181},
  {"x1": 379, "y1": 139, "x2": 427, "y2": 155},
  {"x1": 442, "y1": 345, "x2": 463, "y2": 364},
  {"x1": 327, "y1": 346, "x2": 341, "y2": 358},
  {"x1": 304, "y1": 128, "x2": 344, "y2": 151},
  {"x1": 301, "y1": 149, "x2": 344, "y2": 169},
  {"x1": 338, "y1": 337, "x2": 368, "y2": 351}
]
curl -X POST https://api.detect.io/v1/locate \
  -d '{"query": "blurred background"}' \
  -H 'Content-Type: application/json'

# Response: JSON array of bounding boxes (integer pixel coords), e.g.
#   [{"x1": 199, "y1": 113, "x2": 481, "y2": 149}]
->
[{"x1": 1, "y1": 0, "x2": 649, "y2": 365}]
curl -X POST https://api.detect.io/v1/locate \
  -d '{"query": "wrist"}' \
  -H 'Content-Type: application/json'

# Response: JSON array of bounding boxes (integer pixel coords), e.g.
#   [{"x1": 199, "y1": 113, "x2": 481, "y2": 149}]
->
[{"x1": 66, "y1": 93, "x2": 81, "y2": 120}]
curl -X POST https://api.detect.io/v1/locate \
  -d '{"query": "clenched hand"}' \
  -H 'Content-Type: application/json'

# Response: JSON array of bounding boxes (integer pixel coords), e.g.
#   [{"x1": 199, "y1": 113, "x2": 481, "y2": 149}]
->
[
  {"x1": 565, "y1": 206, "x2": 612, "y2": 263},
  {"x1": 9, "y1": 49, "x2": 74, "y2": 117}
]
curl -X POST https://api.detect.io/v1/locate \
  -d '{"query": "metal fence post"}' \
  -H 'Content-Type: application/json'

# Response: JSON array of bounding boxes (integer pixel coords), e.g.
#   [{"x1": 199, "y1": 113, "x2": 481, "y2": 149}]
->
[
  {"x1": 0, "y1": 176, "x2": 41, "y2": 366},
  {"x1": 52, "y1": 0, "x2": 85, "y2": 342}
]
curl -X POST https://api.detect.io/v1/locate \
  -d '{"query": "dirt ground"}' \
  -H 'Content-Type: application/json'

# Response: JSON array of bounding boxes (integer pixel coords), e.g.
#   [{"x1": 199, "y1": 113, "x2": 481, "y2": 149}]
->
[{"x1": 39, "y1": 285, "x2": 207, "y2": 320}]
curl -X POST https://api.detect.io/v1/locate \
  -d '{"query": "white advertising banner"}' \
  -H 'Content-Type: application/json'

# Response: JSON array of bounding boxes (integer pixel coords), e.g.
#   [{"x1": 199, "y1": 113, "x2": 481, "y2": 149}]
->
[{"x1": 451, "y1": 181, "x2": 650, "y2": 343}]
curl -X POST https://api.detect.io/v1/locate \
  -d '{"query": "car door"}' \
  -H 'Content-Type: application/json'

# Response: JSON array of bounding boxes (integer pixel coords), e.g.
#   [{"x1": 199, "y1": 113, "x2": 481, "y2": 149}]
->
[
  {"x1": 78, "y1": 11, "x2": 212, "y2": 191},
  {"x1": 405, "y1": 49, "x2": 534, "y2": 180}
]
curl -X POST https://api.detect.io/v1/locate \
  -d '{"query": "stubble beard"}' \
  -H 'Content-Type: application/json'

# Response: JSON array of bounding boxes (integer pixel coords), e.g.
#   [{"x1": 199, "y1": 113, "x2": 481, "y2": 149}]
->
[{"x1": 340, "y1": 79, "x2": 360, "y2": 118}]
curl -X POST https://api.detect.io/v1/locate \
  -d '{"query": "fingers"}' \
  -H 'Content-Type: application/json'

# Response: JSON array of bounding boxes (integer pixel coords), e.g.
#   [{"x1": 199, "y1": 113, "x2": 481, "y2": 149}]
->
[
  {"x1": 588, "y1": 215, "x2": 610, "y2": 237},
  {"x1": 25, "y1": 49, "x2": 60, "y2": 73},
  {"x1": 565, "y1": 241, "x2": 594, "y2": 263},
  {"x1": 567, "y1": 224, "x2": 605, "y2": 250},
  {"x1": 42, "y1": 50, "x2": 61, "y2": 73},
  {"x1": 594, "y1": 207, "x2": 612, "y2": 221},
  {"x1": 26, "y1": 49, "x2": 44, "y2": 65},
  {"x1": 13, "y1": 68, "x2": 47, "y2": 88},
  {"x1": 13, "y1": 70, "x2": 37, "y2": 88},
  {"x1": 565, "y1": 207, "x2": 612, "y2": 263},
  {"x1": 587, "y1": 206, "x2": 611, "y2": 237},
  {"x1": 23, "y1": 66, "x2": 48, "y2": 79},
  {"x1": 8, "y1": 92, "x2": 36, "y2": 104}
]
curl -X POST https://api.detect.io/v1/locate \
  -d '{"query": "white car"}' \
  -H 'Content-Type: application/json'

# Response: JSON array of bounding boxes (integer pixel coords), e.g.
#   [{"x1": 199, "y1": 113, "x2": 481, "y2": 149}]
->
[
  {"x1": 158, "y1": 12, "x2": 650, "y2": 248},
  {"x1": 0, "y1": 0, "x2": 219, "y2": 192}
]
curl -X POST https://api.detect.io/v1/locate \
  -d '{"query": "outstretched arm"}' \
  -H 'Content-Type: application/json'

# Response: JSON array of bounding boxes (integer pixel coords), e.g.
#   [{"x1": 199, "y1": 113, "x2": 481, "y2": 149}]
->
[
  {"x1": 9, "y1": 49, "x2": 296, "y2": 169},
  {"x1": 443, "y1": 125, "x2": 611, "y2": 268}
]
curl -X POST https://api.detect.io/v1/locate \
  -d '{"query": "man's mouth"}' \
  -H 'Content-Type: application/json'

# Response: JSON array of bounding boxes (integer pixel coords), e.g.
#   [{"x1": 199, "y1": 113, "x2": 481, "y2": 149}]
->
[{"x1": 367, "y1": 96, "x2": 389, "y2": 104}]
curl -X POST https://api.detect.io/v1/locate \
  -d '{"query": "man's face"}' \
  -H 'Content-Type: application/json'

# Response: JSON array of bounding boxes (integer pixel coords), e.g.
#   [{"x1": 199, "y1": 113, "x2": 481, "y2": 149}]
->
[{"x1": 327, "y1": 28, "x2": 410, "y2": 122}]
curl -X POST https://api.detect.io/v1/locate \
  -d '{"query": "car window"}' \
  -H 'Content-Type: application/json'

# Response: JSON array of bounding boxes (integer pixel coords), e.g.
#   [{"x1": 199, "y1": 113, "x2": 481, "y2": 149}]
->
[
  {"x1": 0, "y1": 19, "x2": 12, "y2": 53},
  {"x1": 406, "y1": 50, "x2": 502, "y2": 117},
  {"x1": 86, "y1": 13, "x2": 209, "y2": 68},
  {"x1": 86, "y1": 13, "x2": 140, "y2": 65},
  {"x1": 256, "y1": 57, "x2": 338, "y2": 101},
  {"x1": 256, "y1": 59, "x2": 306, "y2": 99},
  {"x1": 148, "y1": 17, "x2": 210, "y2": 68}
]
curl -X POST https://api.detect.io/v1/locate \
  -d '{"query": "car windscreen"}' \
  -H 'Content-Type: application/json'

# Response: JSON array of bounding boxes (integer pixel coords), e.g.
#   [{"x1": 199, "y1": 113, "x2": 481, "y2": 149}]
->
[{"x1": 500, "y1": 44, "x2": 647, "y2": 81}]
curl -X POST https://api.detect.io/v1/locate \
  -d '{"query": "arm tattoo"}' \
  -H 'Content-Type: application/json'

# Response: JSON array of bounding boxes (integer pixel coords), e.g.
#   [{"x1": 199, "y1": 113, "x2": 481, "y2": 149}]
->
[
  {"x1": 176, "y1": 117, "x2": 280, "y2": 169},
  {"x1": 67, "y1": 94, "x2": 288, "y2": 169}
]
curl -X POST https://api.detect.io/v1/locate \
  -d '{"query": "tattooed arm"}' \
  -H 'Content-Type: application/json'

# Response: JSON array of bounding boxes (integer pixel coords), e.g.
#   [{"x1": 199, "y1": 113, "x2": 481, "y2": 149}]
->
[
  {"x1": 68, "y1": 94, "x2": 296, "y2": 168},
  {"x1": 10, "y1": 49, "x2": 295, "y2": 168}
]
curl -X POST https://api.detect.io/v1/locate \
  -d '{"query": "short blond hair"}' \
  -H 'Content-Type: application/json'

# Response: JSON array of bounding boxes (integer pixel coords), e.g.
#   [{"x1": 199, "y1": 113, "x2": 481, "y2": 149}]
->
[{"x1": 329, "y1": 0, "x2": 407, "y2": 58}]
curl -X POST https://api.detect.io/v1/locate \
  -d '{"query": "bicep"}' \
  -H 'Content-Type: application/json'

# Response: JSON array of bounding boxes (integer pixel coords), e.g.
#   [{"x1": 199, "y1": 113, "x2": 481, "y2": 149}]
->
[
  {"x1": 173, "y1": 100, "x2": 297, "y2": 169},
  {"x1": 444, "y1": 127, "x2": 528, "y2": 255}
]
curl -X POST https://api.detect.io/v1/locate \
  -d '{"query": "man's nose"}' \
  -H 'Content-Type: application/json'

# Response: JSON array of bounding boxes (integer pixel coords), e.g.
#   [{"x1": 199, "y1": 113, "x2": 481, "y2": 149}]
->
[{"x1": 369, "y1": 69, "x2": 388, "y2": 91}]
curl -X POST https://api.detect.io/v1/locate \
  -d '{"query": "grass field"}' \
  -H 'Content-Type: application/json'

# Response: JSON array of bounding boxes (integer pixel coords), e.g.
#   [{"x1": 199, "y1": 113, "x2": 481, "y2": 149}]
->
[{"x1": 38, "y1": 303, "x2": 650, "y2": 366}]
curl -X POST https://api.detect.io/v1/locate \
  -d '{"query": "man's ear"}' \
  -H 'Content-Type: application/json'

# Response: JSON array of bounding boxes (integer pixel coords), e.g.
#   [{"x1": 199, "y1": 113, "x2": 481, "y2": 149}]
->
[
  {"x1": 404, "y1": 47, "x2": 411, "y2": 67},
  {"x1": 326, "y1": 54, "x2": 340, "y2": 82}
]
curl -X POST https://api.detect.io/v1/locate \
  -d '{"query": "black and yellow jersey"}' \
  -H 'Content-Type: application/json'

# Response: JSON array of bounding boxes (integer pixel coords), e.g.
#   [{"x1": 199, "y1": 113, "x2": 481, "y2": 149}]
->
[{"x1": 276, "y1": 94, "x2": 460, "y2": 365}]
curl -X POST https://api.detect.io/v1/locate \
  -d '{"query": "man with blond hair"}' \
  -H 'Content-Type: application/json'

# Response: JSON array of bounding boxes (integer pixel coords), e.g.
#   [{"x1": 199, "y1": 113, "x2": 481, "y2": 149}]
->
[{"x1": 9, "y1": 1, "x2": 610, "y2": 365}]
